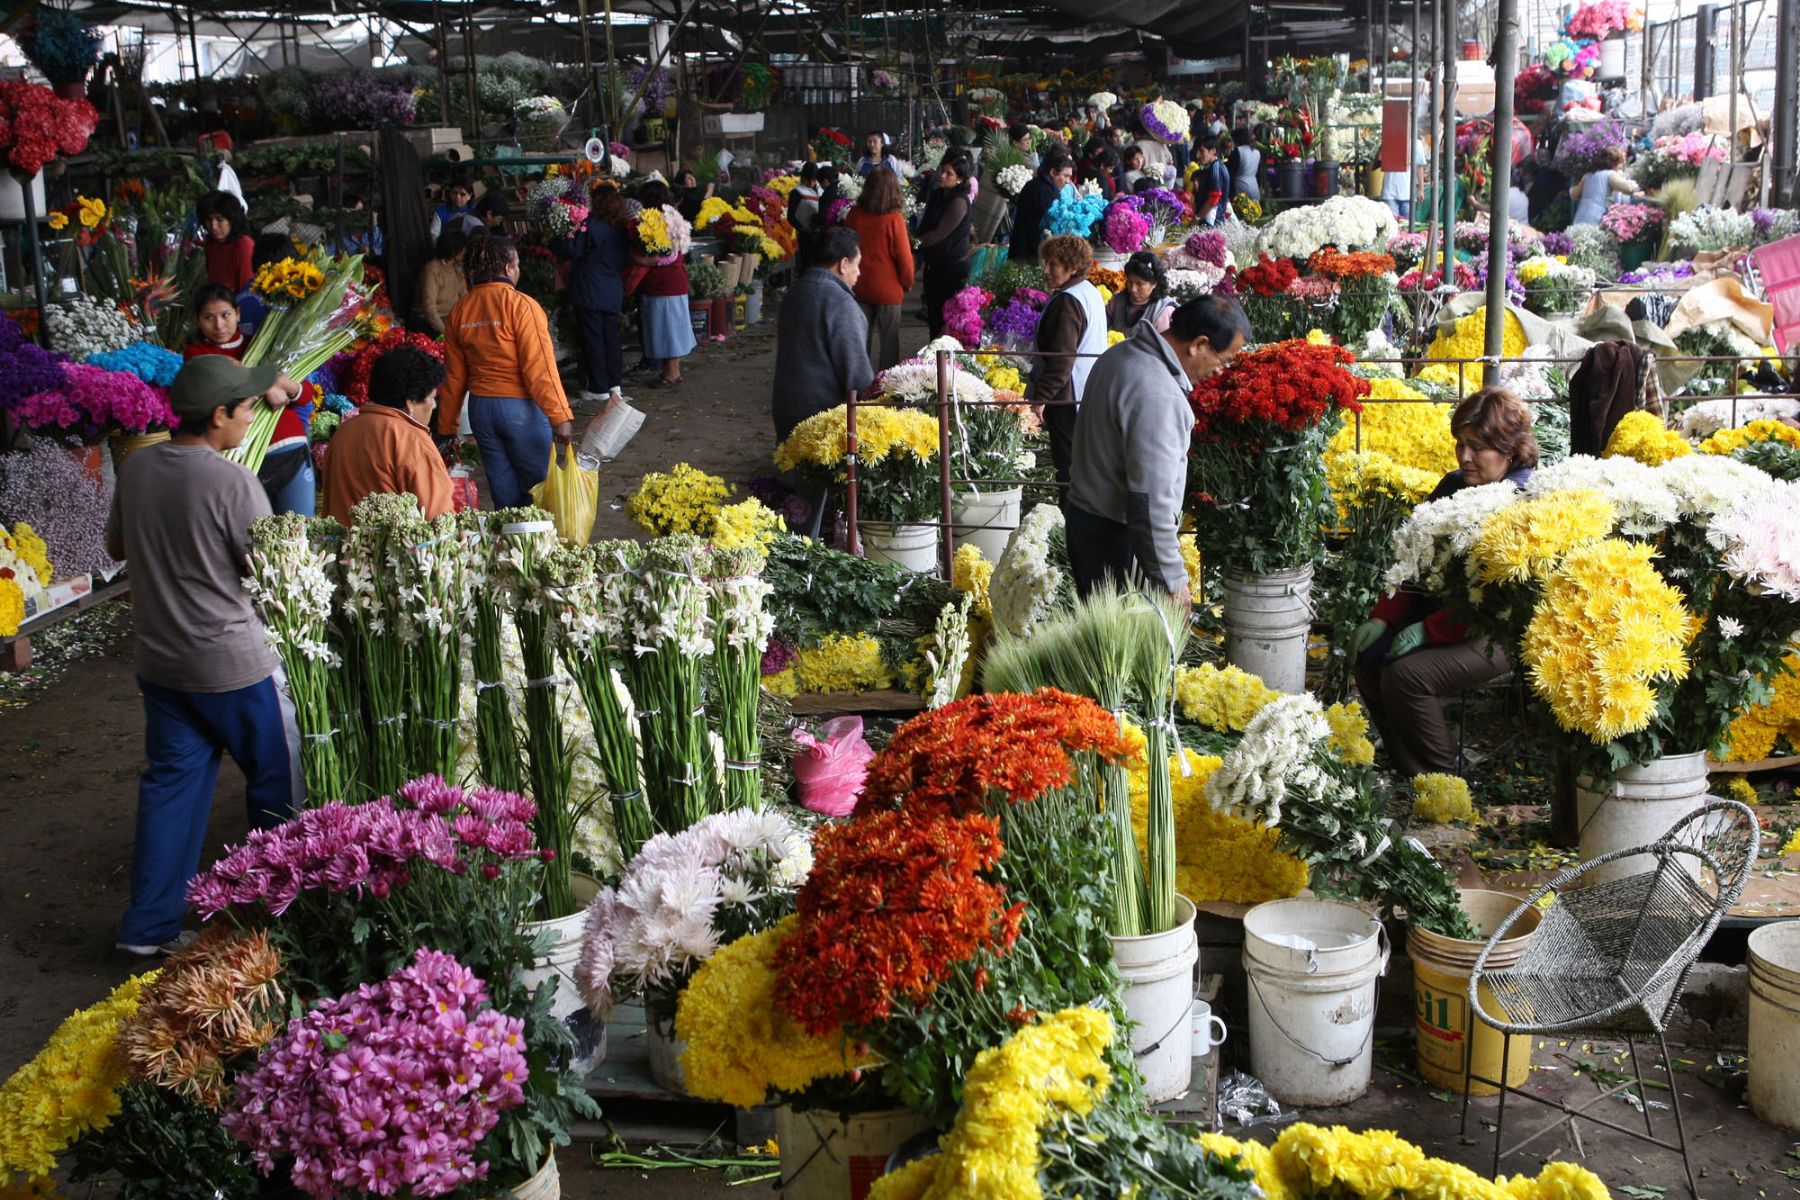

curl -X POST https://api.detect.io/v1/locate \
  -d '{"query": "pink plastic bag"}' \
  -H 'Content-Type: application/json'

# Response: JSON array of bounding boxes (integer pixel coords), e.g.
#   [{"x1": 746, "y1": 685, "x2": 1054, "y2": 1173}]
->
[{"x1": 792, "y1": 716, "x2": 874, "y2": 818}]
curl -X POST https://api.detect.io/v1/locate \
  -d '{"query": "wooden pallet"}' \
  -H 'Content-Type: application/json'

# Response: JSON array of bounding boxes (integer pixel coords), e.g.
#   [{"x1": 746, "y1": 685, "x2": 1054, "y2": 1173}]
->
[{"x1": 0, "y1": 576, "x2": 129, "y2": 672}]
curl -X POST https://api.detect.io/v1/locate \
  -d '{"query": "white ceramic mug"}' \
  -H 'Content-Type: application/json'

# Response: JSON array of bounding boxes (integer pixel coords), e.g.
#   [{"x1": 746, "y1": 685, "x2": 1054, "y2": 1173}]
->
[{"x1": 1190, "y1": 999, "x2": 1227, "y2": 1051}]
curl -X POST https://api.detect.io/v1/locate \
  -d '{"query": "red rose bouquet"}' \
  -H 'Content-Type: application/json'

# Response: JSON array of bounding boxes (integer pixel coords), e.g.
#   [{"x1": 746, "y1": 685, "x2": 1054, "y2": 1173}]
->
[{"x1": 1187, "y1": 339, "x2": 1370, "y2": 575}]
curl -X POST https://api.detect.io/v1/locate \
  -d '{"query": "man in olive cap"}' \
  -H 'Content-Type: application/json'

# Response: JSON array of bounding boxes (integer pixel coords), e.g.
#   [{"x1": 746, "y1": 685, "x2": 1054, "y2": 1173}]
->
[{"x1": 105, "y1": 354, "x2": 303, "y2": 956}]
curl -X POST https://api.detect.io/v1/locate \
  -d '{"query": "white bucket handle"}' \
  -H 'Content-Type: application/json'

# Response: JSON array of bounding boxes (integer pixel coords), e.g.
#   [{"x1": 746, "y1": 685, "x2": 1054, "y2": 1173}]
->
[
  {"x1": 1135, "y1": 994, "x2": 1200, "y2": 1063},
  {"x1": 1246, "y1": 970, "x2": 1375, "y2": 1069}
]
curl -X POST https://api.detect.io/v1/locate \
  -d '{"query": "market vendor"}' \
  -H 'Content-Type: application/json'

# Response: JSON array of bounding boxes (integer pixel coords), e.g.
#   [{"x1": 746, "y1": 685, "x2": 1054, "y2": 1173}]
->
[
  {"x1": 1106, "y1": 252, "x2": 1173, "y2": 334},
  {"x1": 854, "y1": 131, "x2": 906, "y2": 179},
  {"x1": 105, "y1": 354, "x2": 301, "y2": 958},
  {"x1": 430, "y1": 178, "x2": 476, "y2": 239},
  {"x1": 197, "y1": 190, "x2": 255, "y2": 293},
  {"x1": 435, "y1": 234, "x2": 574, "y2": 508},
  {"x1": 1029, "y1": 235, "x2": 1108, "y2": 485},
  {"x1": 1066, "y1": 294, "x2": 1249, "y2": 601},
  {"x1": 1350, "y1": 387, "x2": 1539, "y2": 777},
  {"x1": 321, "y1": 346, "x2": 454, "y2": 525}
]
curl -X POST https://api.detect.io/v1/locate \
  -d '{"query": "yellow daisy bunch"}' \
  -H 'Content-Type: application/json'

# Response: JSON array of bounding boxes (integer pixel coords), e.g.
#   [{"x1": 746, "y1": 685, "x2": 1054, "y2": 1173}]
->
[
  {"x1": 710, "y1": 498, "x2": 786, "y2": 551},
  {"x1": 1602, "y1": 411, "x2": 1692, "y2": 466},
  {"x1": 761, "y1": 668, "x2": 799, "y2": 698},
  {"x1": 1522, "y1": 538, "x2": 1694, "y2": 743},
  {"x1": 11, "y1": 523, "x2": 51, "y2": 588},
  {"x1": 1326, "y1": 377, "x2": 1457, "y2": 477},
  {"x1": 1324, "y1": 701, "x2": 1376, "y2": 765},
  {"x1": 0, "y1": 973, "x2": 157, "y2": 1178},
  {"x1": 871, "y1": 1008, "x2": 1113, "y2": 1200},
  {"x1": 951, "y1": 543, "x2": 993, "y2": 621},
  {"x1": 636, "y1": 208, "x2": 675, "y2": 256},
  {"x1": 1725, "y1": 776, "x2": 1758, "y2": 805},
  {"x1": 981, "y1": 360, "x2": 1024, "y2": 394},
  {"x1": 1467, "y1": 489, "x2": 1616, "y2": 585},
  {"x1": 1106, "y1": 329, "x2": 1126, "y2": 346},
  {"x1": 765, "y1": 174, "x2": 801, "y2": 199},
  {"x1": 1516, "y1": 256, "x2": 1566, "y2": 285},
  {"x1": 792, "y1": 632, "x2": 893, "y2": 693},
  {"x1": 732, "y1": 224, "x2": 783, "y2": 259},
  {"x1": 1325, "y1": 450, "x2": 1444, "y2": 523},
  {"x1": 1698, "y1": 418, "x2": 1800, "y2": 457},
  {"x1": 774, "y1": 405, "x2": 939, "y2": 472},
  {"x1": 624, "y1": 463, "x2": 732, "y2": 536},
  {"x1": 76, "y1": 196, "x2": 107, "y2": 229},
  {"x1": 1174, "y1": 662, "x2": 1283, "y2": 732},
  {"x1": 0, "y1": 577, "x2": 23, "y2": 638},
  {"x1": 45, "y1": 212, "x2": 67, "y2": 231},
  {"x1": 1721, "y1": 656, "x2": 1800, "y2": 761},
  {"x1": 1120, "y1": 725, "x2": 1309, "y2": 904},
  {"x1": 1179, "y1": 533, "x2": 1203, "y2": 598},
  {"x1": 673, "y1": 918, "x2": 870, "y2": 1108},
  {"x1": 1420, "y1": 307, "x2": 1528, "y2": 391},
  {"x1": 1198, "y1": 1134, "x2": 1296, "y2": 1200},
  {"x1": 695, "y1": 197, "x2": 758, "y2": 232},
  {"x1": 1411, "y1": 773, "x2": 1476, "y2": 824}
]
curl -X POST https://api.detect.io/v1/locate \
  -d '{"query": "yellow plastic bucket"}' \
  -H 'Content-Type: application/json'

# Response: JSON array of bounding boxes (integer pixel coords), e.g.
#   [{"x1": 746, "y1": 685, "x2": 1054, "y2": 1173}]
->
[{"x1": 1408, "y1": 889, "x2": 1541, "y2": 1095}]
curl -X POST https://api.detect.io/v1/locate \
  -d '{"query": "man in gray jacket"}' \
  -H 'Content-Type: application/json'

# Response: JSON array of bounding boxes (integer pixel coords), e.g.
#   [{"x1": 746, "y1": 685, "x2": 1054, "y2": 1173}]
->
[{"x1": 1066, "y1": 294, "x2": 1249, "y2": 601}]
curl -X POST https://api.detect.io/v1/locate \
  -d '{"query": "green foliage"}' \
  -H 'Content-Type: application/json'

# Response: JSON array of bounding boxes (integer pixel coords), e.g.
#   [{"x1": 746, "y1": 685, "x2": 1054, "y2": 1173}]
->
[
  {"x1": 235, "y1": 140, "x2": 376, "y2": 180},
  {"x1": 1187, "y1": 414, "x2": 1341, "y2": 576},
  {"x1": 688, "y1": 260, "x2": 729, "y2": 300},
  {"x1": 1732, "y1": 439, "x2": 1800, "y2": 480},
  {"x1": 69, "y1": 1084, "x2": 261, "y2": 1198},
  {"x1": 978, "y1": 257, "x2": 1046, "y2": 305},
  {"x1": 763, "y1": 534, "x2": 956, "y2": 667}
]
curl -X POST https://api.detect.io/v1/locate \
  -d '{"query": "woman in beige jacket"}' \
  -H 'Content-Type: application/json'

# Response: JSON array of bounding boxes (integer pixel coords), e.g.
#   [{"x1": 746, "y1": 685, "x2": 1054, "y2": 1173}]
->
[{"x1": 412, "y1": 228, "x2": 469, "y2": 335}]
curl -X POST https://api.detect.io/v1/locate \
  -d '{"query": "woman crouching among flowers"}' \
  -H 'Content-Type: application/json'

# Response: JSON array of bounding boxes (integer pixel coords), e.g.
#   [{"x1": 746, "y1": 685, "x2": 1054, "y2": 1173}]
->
[{"x1": 1349, "y1": 387, "x2": 1538, "y2": 777}]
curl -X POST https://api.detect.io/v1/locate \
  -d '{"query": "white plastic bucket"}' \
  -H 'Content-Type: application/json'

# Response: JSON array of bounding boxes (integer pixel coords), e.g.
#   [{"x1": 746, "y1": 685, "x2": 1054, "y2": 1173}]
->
[
  {"x1": 1576, "y1": 751, "x2": 1709, "y2": 886},
  {"x1": 518, "y1": 875, "x2": 608, "y2": 1077},
  {"x1": 950, "y1": 486, "x2": 1022, "y2": 565},
  {"x1": 506, "y1": 1152, "x2": 560, "y2": 1198},
  {"x1": 646, "y1": 1020, "x2": 689, "y2": 1095},
  {"x1": 776, "y1": 1106, "x2": 933, "y2": 1200},
  {"x1": 1748, "y1": 921, "x2": 1800, "y2": 1130},
  {"x1": 0, "y1": 171, "x2": 45, "y2": 223},
  {"x1": 1110, "y1": 894, "x2": 1200, "y2": 1102},
  {"x1": 860, "y1": 522, "x2": 941, "y2": 574},
  {"x1": 1243, "y1": 897, "x2": 1390, "y2": 1107},
  {"x1": 1220, "y1": 566, "x2": 1314, "y2": 694}
]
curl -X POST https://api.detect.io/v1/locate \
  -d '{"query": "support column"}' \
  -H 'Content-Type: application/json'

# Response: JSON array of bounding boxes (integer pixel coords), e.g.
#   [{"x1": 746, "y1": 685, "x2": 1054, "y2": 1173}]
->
[
  {"x1": 1482, "y1": 0, "x2": 1520, "y2": 384},
  {"x1": 1772, "y1": 0, "x2": 1799, "y2": 205},
  {"x1": 1693, "y1": 4, "x2": 1716, "y2": 100}
]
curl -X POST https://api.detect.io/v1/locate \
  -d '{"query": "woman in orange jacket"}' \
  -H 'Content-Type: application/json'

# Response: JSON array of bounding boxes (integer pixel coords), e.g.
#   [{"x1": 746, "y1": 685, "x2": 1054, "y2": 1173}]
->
[{"x1": 435, "y1": 234, "x2": 574, "y2": 508}]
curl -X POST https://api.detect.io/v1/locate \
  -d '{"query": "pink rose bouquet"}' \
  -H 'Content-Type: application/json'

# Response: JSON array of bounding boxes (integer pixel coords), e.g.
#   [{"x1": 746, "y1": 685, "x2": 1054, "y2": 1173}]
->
[
  {"x1": 1600, "y1": 200, "x2": 1665, "y2": 245},
  {"x1": 1566, "y1": 0, "x2": 1643, "y2": 40},
  {"x1": 224, "y1": 948, "x2": 528, "y2": 1198}
]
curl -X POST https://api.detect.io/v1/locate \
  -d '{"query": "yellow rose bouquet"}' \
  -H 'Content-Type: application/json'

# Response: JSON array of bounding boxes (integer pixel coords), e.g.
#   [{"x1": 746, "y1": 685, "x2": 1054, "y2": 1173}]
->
[{"x1": 774, "y1": 403, "x2": 942, "y2": 524}]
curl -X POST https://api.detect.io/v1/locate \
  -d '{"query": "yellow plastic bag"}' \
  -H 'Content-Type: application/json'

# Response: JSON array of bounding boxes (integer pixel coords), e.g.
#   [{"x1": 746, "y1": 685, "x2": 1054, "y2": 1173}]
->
[{"x1": 531, "y1": 443, "x2": 599, "y2": 543}]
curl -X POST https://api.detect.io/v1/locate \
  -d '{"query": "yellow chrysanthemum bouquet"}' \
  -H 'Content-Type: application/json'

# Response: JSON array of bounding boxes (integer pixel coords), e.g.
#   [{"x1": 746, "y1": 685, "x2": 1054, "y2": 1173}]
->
[
  {"x1": 774, "y1": 403, "x2": 941, "y2": 524},
  {"x1": 1389, "y1": 451, "x2": 1800, "y2": 773}
]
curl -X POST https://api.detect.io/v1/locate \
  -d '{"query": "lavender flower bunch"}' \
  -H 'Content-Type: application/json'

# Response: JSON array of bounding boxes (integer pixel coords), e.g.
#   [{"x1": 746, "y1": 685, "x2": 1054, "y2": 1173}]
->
[
  {"x1": 0, "y1": 439, "x2": 121, "y2": 578},
  {"x1": 1552, "y1": 119, "x2": 1631, "y2": 177}
]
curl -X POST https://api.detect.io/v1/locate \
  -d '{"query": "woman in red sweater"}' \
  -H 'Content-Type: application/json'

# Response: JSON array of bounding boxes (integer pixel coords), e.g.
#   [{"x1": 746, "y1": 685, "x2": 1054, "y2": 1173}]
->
[
  {"x1": 1351, "y1": 387, "x2": 1539, "y2": 777},
  {"x1": 198, "y1": 191, "x2": 255, "y2": 293},
  {"x1": 186, "y1": 283, "x2": 310, "y2": 514},
  {"x1": 842, "y1": 167, "x2": 915, "y2": 372}
]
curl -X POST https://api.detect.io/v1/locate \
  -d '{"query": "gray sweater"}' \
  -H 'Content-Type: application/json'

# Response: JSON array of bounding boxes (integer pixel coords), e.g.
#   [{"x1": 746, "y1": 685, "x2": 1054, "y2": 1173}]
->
[
  {"x1": 1066, "y1": 322, "x2": 1192, "y2": 591},
  {"x1": 772, "y1": 269, "x2": 875, "y2": 442}
]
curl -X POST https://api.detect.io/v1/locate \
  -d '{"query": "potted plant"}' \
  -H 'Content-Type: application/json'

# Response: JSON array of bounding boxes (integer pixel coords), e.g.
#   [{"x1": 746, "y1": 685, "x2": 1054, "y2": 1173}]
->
[
  {"x1": 1186, "y1": 339, "x2": 1370, "y2": 691},
  {"x1": 18, "y1": 9, "x2": 101, "y2": 98},
  {"x1": 1599, "y1": 200, "x2": 1666, "y2": 271}
]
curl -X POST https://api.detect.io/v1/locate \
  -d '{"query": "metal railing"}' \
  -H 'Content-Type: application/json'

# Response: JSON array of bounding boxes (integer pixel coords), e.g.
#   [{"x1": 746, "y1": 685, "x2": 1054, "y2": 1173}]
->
[{"x1": 837, "y1": 346, "x2": 1791, "y2": 576}]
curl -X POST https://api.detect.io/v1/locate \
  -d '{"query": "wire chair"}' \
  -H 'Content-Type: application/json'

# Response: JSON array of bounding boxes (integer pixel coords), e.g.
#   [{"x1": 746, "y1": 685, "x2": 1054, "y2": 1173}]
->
[{"x1": 1459, "y1": 800, "x2": 1757, "y2": 1198}]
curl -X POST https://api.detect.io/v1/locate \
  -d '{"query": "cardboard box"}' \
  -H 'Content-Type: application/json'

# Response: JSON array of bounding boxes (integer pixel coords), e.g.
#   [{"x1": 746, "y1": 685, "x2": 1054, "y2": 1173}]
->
[{"x1": 703, "y1": 112, "x2": 765, "y2": 135}]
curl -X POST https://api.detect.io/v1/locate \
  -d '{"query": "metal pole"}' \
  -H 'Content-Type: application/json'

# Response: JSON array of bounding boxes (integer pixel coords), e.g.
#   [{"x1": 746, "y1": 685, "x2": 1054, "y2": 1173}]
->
[
  {"x1": 1727, "y1": 0, "x2": 1741, "y2": 187},
  {"x1": 1422, "y1": 0, "x2": 1442, "y2": 284},
  {"x1": 1440, "y1": 0, "x2": 1458, "y2": 278},
  {"x1": 602, "y1": 0, "x2": 619, "y2": 133},
  {"x1": 1483, "y1": 0, "x2": 1520, "y2": 385},
  {"x1": 1773, "y1": 0, "x2": 1800, "y2": 205},
  {"x1": 1694, "y1": 4, "x2": 1716, "y2": 99},
  {"x1": 844, "y1": 390, "x2": 861, "y2": 555},
  {"x1": 19, "y1": 174, "x2": 48, "y2": 347},
  {"x1": 434, "y1": 0, "x2": 452, "y2": 131},
  {"x1": 463, "y1": 5, "x2": 479, "y2": 140},
  {"x1": 935, "y1": 349, "x2": 956, "y2": 576}
]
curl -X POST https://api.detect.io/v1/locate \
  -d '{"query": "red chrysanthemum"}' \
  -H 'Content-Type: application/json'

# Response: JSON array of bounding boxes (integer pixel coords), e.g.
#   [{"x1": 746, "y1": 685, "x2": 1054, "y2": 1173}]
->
[
  {"x1": 1188, "y1": 338, "x2": 1369, "y2": 439},
  {"x1": 773, "y1": 805, "x2": 1023, "y2": 1036},
  {"x1": 344, "y1": 329, "x2": 445, "y2": 407},
  {"x1": 1233, "y1": 255, "x2": 1299, "y2": 297},
  {"x1": 854, "y1": 688, "x2": 1132, "y2": 817}
]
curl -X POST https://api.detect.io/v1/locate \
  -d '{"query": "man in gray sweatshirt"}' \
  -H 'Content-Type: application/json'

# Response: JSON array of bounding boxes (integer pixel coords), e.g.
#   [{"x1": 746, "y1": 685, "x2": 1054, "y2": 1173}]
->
[{"x1": 1066, "y1": 294, "x2": 1250, "y2": 601}]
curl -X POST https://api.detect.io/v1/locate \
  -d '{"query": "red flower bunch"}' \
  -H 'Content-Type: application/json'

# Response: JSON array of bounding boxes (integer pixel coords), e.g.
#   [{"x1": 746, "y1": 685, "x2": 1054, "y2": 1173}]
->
[
  {"x1": 1307, "y1": 249, "x2": 1397, "y2": 280},
  {"x1": 0, "y1": 82, "x2": 97, "y2": 176},
  {"x1": 856, "y1": 688, "x2": 1130, "y2": 817},
  {"x1": 1398, "y1": 262, "x2": 1479, "y2": 293},
  {"x1": 773, "y1": 805, "x2": 1023, "y2": 1035},
  {"x1": 344, "y1": 329, "x2": 445, "y2": 407},
  {"x1": 1189, "y1": 339, "x2": 1368, "y2": 438},
  {"x1": 818, "y1": 127, "x2": 853, "y2": 148},
  {"x1": 1233, "y1": 255, "x2": 1299, "y2": 297}
]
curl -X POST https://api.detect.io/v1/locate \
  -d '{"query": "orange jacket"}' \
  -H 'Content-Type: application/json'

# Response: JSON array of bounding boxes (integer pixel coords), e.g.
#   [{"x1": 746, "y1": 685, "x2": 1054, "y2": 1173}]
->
[
  {"x1": 437, "y1": 280, "x2": 572, "y2": 434},
  {"x1": 322, "y1": 404, "x2": 455, "y2": 526},
  {"x1": 843, "y1": 207, "x2": 916, "y2": 306}
]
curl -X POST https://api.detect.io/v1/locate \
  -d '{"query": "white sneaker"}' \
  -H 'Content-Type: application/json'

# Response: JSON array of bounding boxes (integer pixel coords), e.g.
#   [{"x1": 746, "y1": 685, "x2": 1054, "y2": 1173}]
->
[{"x1": 116, "y1": 929, "x2": 199, "y2": 958}]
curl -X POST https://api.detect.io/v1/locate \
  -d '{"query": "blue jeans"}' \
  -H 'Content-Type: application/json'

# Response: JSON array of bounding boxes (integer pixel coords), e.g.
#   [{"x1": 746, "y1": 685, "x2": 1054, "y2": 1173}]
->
[
  {"x1": 468, "y1": 396, "x2": 552, "y2": 509},
  {"x1": 120, "y1": 675, "x2": 298, "y2": 945},
  {"x1": 265, "y1": 448, "x2": 316, "y2": 517}
]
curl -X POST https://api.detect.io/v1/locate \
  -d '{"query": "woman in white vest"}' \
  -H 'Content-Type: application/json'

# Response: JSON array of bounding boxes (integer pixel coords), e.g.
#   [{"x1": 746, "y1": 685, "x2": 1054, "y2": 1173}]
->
[{"x1": 1028, "y1": 234, "x2": 1111, "y2": 485}]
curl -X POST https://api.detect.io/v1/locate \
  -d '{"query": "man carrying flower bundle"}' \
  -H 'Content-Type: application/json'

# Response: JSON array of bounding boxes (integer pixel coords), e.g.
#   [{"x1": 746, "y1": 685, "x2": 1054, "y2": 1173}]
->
[
  {"x1": 105, "y1": 355, "x2": 301, "y2": 958},
  {"x1": 1067, "y1": 294, "x2": 1249, "y2": 602}
]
